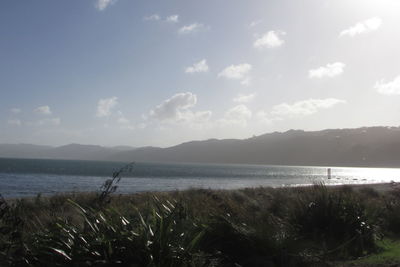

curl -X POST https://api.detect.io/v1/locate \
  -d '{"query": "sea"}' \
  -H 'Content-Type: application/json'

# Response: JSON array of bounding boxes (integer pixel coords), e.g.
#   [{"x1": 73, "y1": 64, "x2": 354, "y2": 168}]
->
[{"x1": 1, "y1": 158, "x2": 400, "y2": 198}]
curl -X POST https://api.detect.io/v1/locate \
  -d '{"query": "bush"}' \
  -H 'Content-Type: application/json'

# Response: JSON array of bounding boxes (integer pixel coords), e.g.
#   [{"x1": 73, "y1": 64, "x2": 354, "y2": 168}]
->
[
  {"x1": 200, "y1": 213, "x2": 306, "y2": 267},
  {"x1": 0, "y1": 183, "x2": 392, "y2": 266},
  {"x1": 382, "y1": 189, "x2": 400, "y2": 237},
  {"x1": 288, "y1": 184, "x2": 377, "y2": 259},
  {"x1": 10, "y1": 198, "x2": 205, "y2": 267}
]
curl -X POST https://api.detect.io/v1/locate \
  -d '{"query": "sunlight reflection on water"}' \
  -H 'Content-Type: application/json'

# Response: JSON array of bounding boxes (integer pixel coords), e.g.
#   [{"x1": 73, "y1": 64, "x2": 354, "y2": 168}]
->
[{"x1": 1, "y1": 159, "x2": 400, "y2": 198}]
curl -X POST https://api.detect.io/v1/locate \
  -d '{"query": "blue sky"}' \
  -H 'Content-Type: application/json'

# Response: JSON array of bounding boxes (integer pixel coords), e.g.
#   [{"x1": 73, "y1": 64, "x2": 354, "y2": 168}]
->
[{"x1": 2, "y1": 0, "x2": 400, "y2": 147}]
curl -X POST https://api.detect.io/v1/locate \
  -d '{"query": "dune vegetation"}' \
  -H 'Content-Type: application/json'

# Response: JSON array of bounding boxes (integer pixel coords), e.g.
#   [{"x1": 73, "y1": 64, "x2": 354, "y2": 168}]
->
[{"x1": 1, "y1": 167, "x2": 400, "y2": 266}]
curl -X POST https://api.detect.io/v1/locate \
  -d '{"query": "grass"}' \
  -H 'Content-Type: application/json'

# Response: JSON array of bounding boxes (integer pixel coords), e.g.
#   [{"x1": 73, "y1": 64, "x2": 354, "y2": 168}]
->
[
  {"x1": 1, "y1": 171, "x2": 400, "y2": 266},
  {"x1": 347, "y1": 239, "x2": 400, "y2": 266}
]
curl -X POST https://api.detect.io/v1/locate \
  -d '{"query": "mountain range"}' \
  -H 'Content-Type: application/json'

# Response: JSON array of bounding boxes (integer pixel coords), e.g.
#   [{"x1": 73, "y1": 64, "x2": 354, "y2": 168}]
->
[{"x1": 2, "y1": 126, "x2": 400, "y2": 167}]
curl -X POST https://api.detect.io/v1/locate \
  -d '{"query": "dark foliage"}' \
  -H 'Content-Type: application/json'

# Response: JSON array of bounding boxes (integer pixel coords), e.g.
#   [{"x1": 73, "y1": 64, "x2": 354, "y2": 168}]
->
[
  {"x1": 2, "y1": 180, "x2": 400, "y2": 266},
  {"x1": 288, "y1": 184, "x2": 377, "y2": 259}
]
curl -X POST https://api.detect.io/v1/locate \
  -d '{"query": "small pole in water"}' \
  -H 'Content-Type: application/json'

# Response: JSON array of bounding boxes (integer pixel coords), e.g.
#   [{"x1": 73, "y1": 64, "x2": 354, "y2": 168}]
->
[{"x1": 327, "y1": 168, "x2": 331, "y2": 179}]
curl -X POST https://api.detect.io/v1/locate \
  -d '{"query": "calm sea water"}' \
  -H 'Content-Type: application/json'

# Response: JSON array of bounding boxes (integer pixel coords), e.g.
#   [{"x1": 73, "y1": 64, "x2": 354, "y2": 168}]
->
[{"x1": 1, "y1": 158, "x2": 400, "y2": 198}]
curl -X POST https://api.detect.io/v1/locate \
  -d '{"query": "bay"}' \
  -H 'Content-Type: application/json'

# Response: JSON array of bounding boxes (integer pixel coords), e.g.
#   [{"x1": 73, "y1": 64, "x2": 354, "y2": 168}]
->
[{"x1": 1, "y1": 158, "x2": 400, "y2": 198}]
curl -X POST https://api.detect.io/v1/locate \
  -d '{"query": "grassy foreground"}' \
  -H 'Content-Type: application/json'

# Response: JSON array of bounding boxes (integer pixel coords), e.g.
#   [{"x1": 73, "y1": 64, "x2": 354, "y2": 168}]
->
[{"x1": 1, "y1": 182, "x2": 400, "y2": 266}]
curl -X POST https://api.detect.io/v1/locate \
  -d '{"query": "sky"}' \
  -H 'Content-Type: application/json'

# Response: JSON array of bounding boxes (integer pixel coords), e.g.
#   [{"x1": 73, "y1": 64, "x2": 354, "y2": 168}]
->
[{"x1": 1, "y1": 0, "x2": 400, "y2": 147}]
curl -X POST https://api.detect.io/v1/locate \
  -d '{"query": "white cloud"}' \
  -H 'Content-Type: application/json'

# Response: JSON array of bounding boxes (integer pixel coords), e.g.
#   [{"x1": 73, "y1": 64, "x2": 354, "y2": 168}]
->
[
  {"x1": 254, "y1": 31, "x2": 286, "y2": 49},
  {"x1": 233, "y1": 93, "x2": 256, "y2": 103},
  {"x1": 256, "y1": 111, "x2": 274, "y2": 124},
  {"x1": 35, "y1": 106, "x2": 52, "y2": 115},
  {"x1": 220, "y1": 104, "x2": 252, "y2": 126},
  {"x1": 150, "y1": 92, "x2": 197, "y2": 121},
  {"x1": 185, "y1": 59, "x2": 209, "y2": 74},
  {"x1": 271, "y1": 98, "x2": 346, "y2": 118},
  {"x1": 96, "y1": 97, "x2": 118, "y2": 117},
  {"x1": 340, "y1": 17, "x2": 382, "y2": 37},
  {"x1": 95, "y1": 0, "x2": 116, "y2": 11},
  {"x1": 249, "y1": 19, "x2": 262, "y2": 28},
  {"x1": 178, "y1": 23, "x2": 204, "y2": 34},
  {"x1": 218, "y1": 63, "x2": 252, "y2": 85},
  {"x1": 144, "y1": 14, "x2": 161, "y2": 21},
  {"x1": 115, "y1": 111, "x2": 135, "y2": 130},
  {"x1": 148, "y1": 93, "x2": 212, "y2": 126},
  {"x1": 10, "y1": 108, "x2": 21, "y2": 114},
  {"x1": 240, "y1": 77, "x2": 252, "y2": 86},
  {"x1": 8, "y1": 119, "x2": 21, "y2": 126},
  {"x1": 309, "y1": 62, "x2": 345, "y2": 78},
  {"x1": 180, "y1": 110, "x2": 212, "y2": 124},
  {"x1": 375, "y1": 75, "x2": 400, "y2": 95},
  {"x1": 35, "y1": 118, "x2": 61, "y2": 126},
  {"x1": 166, "y1": 15, "x2": 179, "y2": 23},
  {"x1": 226, "y1": 105, "x2": 252, "y2": 120}
]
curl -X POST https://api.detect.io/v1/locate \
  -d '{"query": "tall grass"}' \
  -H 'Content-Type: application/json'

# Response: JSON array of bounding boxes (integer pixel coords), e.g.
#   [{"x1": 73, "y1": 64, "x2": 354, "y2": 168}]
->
[
  {"x1": 19, "y1": 198, "x2": 205, "y2": 266},
  {"x1": 288, "y1": 184, "x2": 377, "y2": 259},
  {"x1": 2, "y1": 175, "x2": 400, "y2": 266}
]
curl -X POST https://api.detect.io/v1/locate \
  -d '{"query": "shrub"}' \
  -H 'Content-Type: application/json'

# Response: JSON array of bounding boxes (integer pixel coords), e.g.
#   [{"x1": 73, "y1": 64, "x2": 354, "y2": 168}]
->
[
  {"x1": 288, "y1": 184, "x2": 377, "y2": 259},
  {"x1": 200, "y1": 213, "x2": 305, "y2": 267},
  {"x1": 0, "y1": 180, "x2": 392, "y2": 266},
  {"x1": 19, "y1": 198, "x2": 205, "y2": 267},
  {"x1": 382, "y1": 189, "x2": 400, "y2": 237}
]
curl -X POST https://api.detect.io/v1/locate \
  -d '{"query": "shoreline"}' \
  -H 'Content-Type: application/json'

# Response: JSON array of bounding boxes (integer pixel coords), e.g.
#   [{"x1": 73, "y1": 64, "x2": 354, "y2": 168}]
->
[{"x1": 4, "y1": 181, "x2": 399, "y2": 201}]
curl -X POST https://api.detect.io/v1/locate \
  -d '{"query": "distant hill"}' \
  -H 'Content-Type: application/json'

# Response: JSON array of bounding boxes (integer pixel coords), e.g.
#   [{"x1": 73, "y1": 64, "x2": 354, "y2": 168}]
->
[
  {"x1": 2, "y1": 126, "x2": 400, "y2": 167},
  {"x1": 0, "y1": 143, "x2": 135, "y2": 161}
]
